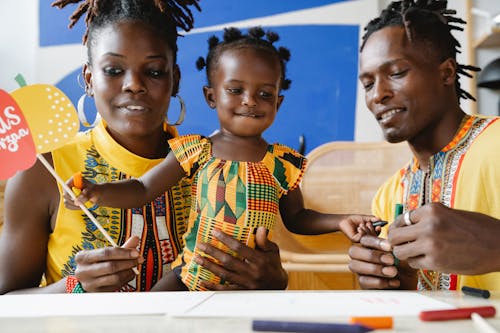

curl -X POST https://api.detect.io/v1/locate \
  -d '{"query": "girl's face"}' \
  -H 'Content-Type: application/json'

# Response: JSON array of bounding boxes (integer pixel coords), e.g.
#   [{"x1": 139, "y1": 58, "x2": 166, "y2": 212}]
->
[
  {"x1": 204, "y1": 48, "x2": 284, "y2": 138},
  {"x1": 84, "y1": 20, "x2": 179, "y2": 145}
]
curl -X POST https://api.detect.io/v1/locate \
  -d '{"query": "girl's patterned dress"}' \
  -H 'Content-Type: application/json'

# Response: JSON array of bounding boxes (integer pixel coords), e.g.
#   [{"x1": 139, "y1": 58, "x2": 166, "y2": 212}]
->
[{"x1": 169, "y1": 135, "x2": 307, "y2": 290}]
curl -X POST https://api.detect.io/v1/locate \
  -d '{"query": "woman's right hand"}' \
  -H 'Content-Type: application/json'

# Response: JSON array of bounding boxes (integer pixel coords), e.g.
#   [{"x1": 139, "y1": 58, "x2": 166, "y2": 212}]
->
[
  {"x1": 73, "y1": 236, "x2": 144, "y2": 292},
  {"x1": 348, "y1": 235, "x2": 402, "y2": 289}
]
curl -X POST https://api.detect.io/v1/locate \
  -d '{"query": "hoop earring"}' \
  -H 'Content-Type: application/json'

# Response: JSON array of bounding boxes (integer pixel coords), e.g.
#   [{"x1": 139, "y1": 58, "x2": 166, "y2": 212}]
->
[
  {"x1": 166, "y1": 94, "x2": 186, "y2": 126},
  {"x1": 76, "y1": 73, "x2": 85, "y2": 89},
  {"x1": 77, "y1": 93, "x2": 101, "y2": 128}
]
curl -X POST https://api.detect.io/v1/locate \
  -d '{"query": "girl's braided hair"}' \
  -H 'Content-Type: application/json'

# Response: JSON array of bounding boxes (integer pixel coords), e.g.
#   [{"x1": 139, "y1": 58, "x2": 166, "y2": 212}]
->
[{"x1": 196, "y1": 26, "x2": 292, "y2": 91}]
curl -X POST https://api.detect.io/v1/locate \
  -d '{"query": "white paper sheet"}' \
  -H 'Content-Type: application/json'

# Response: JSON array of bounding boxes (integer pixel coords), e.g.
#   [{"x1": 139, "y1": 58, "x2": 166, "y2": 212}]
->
[
  {"x1": 0, "y1": 291, "x2": 213, "y2": 317},
  {"x1": 0, "y1": 291, "x2": 456, "y2": 318},
  {"x1": 179, "y1": 291, "x2": 456, "y2": 318}
]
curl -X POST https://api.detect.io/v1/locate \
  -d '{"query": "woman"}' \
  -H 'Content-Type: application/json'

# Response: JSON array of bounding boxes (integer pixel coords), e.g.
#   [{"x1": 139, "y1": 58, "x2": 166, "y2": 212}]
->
[{"x1": 0, "y1": 0, "x2": 287, "y2": 294}]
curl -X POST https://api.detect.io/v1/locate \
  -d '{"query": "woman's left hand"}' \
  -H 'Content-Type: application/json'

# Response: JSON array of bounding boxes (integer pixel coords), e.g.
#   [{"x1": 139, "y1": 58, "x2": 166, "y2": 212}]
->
[{"x1": 195, "y1": 227, "x2": 288, "y2": 290}]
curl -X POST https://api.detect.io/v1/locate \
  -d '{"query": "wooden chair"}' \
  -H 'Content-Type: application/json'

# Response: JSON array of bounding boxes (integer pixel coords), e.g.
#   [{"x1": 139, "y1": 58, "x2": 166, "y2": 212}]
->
[{"x1": 272, "y1": 141, "x2": 412, "y2": 289}]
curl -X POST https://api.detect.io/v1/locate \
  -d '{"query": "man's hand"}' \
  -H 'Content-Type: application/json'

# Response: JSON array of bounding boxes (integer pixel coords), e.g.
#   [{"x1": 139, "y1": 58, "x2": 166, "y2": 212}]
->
[
  {"x1": 348, "y1": 234, "x2": 402, "y2": 289},
  {"x1": 388, "y1": 203, "x2": 500, "y2": 275}
]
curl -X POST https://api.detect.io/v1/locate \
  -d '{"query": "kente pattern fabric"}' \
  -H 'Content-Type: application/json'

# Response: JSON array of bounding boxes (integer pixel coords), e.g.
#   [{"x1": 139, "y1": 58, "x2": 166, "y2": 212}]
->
[
  {"x1": 375, "y1": 115, "x2": 500, "y2": 291},
  {"x1": 169, "y1": 135, "x2": 307, "y2": 290},
  {"x1": 49, "y1": 121, "x2": 191, "y2": 291}
]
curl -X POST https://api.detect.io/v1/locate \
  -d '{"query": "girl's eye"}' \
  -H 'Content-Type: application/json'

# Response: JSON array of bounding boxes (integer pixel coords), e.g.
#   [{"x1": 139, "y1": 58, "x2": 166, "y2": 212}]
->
[
  {"x1": 260, "y1": 91, "x2": 274, "y2": 98},
  {"x1": 227, "y1": 88, "x2": 242, "y2": 94},
  {"x1": 103, "y1": 67, "x2": 123, "y2": 76},
  {"x1": 148, "y1": 69, "x2": 166, "y2": 78}
]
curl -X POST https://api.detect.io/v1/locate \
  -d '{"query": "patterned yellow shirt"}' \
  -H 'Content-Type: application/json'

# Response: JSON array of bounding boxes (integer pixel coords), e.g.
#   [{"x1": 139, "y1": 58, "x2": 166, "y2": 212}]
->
[{"x1": 375, "y1": 115, "x2": 500, "y2": 291}]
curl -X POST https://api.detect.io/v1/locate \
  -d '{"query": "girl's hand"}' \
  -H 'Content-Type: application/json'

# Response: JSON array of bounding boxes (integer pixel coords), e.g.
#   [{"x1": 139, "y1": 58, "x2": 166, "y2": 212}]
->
[
  {"x1": 64, "y1": 172, "x2": 99, "y2": 209},
  {"x1": 339, "y1": 215, "x2": 381, "y2": 243}
]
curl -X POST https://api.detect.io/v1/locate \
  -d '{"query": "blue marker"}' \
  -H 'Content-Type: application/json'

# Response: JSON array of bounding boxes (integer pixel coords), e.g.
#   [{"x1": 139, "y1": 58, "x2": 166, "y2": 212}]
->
[
  {"x1": 371, "y1": 220, "x2": 388, "y2": 228},
  {"x1": 252, "y1": 320, "x2": 373, "y2": 333}
]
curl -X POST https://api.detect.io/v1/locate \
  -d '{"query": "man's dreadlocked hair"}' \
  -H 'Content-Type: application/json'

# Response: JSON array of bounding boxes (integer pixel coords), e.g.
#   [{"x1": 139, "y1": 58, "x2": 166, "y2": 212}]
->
[
  {"x1": 361, "y1": 0, "x2": 479, "y2": 102},
  {"x1": 196, "y1": 26, "x2": 292, "y2": 91},
  {"x1": 51, "y1": 0, "x2": 200, "y2": 64}
]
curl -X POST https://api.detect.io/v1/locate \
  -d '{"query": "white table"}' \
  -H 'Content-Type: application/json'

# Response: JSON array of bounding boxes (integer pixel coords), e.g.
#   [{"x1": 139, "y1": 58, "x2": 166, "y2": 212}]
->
[{"x1": 0, "y1": 290, "x2": 498, "y2": 332}]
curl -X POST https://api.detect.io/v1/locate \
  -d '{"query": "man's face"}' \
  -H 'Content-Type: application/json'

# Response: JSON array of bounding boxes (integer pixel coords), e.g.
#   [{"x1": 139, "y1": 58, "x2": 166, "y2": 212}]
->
[{"x1": 358, "y1": 26, "x2": 448, "y2": 144}]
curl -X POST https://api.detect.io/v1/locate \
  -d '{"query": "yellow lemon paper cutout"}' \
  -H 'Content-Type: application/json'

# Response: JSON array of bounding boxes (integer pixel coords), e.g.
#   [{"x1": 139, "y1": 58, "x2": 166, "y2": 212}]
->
[{"x1": 11, "y1": 84, "x2": 79, "y2": 153}]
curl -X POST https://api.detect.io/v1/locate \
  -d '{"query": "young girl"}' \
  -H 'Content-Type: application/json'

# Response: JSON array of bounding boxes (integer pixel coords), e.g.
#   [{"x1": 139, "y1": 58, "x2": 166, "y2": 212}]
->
[{"x1": 66, "y1": 27, "x2": 380, "y2": 291}]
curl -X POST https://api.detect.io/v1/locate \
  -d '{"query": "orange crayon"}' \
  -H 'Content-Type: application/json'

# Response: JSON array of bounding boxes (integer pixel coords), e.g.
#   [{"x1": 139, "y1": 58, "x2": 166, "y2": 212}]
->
[
  {"x1": 349, "y1": 316, "x2": 393, "y2": 329},
  {"x1": 73, "y1": 171, "x2": 83, "y2": 189}
]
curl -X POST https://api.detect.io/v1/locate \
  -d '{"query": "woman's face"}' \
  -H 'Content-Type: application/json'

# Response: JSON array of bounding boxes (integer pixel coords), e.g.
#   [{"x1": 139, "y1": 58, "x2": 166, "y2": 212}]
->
[{"x1": 84, "y1": 20, "x2": 179, "y2": 142}]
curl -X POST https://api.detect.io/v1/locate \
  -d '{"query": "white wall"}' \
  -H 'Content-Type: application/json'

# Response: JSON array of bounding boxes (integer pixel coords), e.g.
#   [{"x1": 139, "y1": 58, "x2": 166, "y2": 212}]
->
[
  {"x1": 472, "y1": 0, "x2": 500, "y2": 116},
  {"x1": 0, "y1": 0, "x2": 38, "y2": 92}
]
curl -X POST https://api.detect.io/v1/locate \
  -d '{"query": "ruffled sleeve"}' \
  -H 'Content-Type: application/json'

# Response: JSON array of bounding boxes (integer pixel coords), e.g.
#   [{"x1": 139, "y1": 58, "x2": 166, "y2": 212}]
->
[
  {"x1": 263, "y1": 143, "x2": 307, "y2": 196},
  {"x1": 168, "y1": 134, "x2": 211, "y2": 178}
]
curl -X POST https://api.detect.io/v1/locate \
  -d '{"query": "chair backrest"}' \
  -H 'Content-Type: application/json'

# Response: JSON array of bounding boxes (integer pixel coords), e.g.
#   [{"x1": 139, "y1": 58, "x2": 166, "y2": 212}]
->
[
  {"x1": 274, "y1": 141, "x2": 413, "y2": 253},
  {"x1": 302, "y1": 141, "x2": 412, "y2": 214}
]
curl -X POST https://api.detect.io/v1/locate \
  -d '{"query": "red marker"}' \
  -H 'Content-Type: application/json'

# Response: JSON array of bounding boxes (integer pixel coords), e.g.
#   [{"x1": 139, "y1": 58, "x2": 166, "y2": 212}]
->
[{"x1": 420, "y1": 306, "x2": 496, "y2": 321}]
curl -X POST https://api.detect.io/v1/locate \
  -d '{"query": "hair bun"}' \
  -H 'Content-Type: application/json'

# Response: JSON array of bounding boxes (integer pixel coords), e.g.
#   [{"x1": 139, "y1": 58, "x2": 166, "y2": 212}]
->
[
  {"x1": 281, "y1": 78, "x2": 291, "y2": 90},
  {"x1": 223, "y1": 27, "x2": 243, "y2": 42},
  {"x1": 208, "y1": 35, "x2": 219, "y2": 50},
  {"x1": 248, "y1": 26, "x2": 265, "y2": 39},
  {"x1": 266, "y1": 31, "x2": 279, "y2": 44},
  {"x1": 195, "y1": 56, "x2": 206, "y2": 71},
  {"x1": 278, "y1": 47, "x2": 290, "y2": 62}
]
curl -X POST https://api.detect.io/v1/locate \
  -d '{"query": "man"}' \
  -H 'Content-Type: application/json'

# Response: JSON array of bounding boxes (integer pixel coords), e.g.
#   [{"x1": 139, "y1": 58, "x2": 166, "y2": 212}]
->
[{"x1": 349, "y1": 0, "x2": 500, "y2": 291}]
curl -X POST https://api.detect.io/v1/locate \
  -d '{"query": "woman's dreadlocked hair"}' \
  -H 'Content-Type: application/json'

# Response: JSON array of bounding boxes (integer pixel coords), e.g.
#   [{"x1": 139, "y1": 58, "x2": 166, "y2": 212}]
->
[
  {"x1": 361, "y1": 0, "x2": 479, "y2": 102},
  {"x1": 196, "y1": 26, "x2": 292, "y2": 91},
  {"x1": 51, "y1": 0, "x2": 201, "y2": 64}
]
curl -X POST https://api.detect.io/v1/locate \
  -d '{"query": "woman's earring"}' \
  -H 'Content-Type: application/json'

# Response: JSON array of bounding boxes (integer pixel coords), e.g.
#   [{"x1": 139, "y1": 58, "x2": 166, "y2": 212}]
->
[
  {"x1": 77, "y1": 93, "x2": 101, "y2": 128},
  {"x1": 166, "y1": 94, "x2": 186, "y2": 126},
  {"x1": 76, "y1": 73, "x2": 85, "y2": 89}
]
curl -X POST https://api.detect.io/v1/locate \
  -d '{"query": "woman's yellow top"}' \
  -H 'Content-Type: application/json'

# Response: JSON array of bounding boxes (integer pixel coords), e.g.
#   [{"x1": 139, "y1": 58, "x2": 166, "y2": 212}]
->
[{"x1": 48, "y1": 121, "x2": 191, "y2": 291}]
